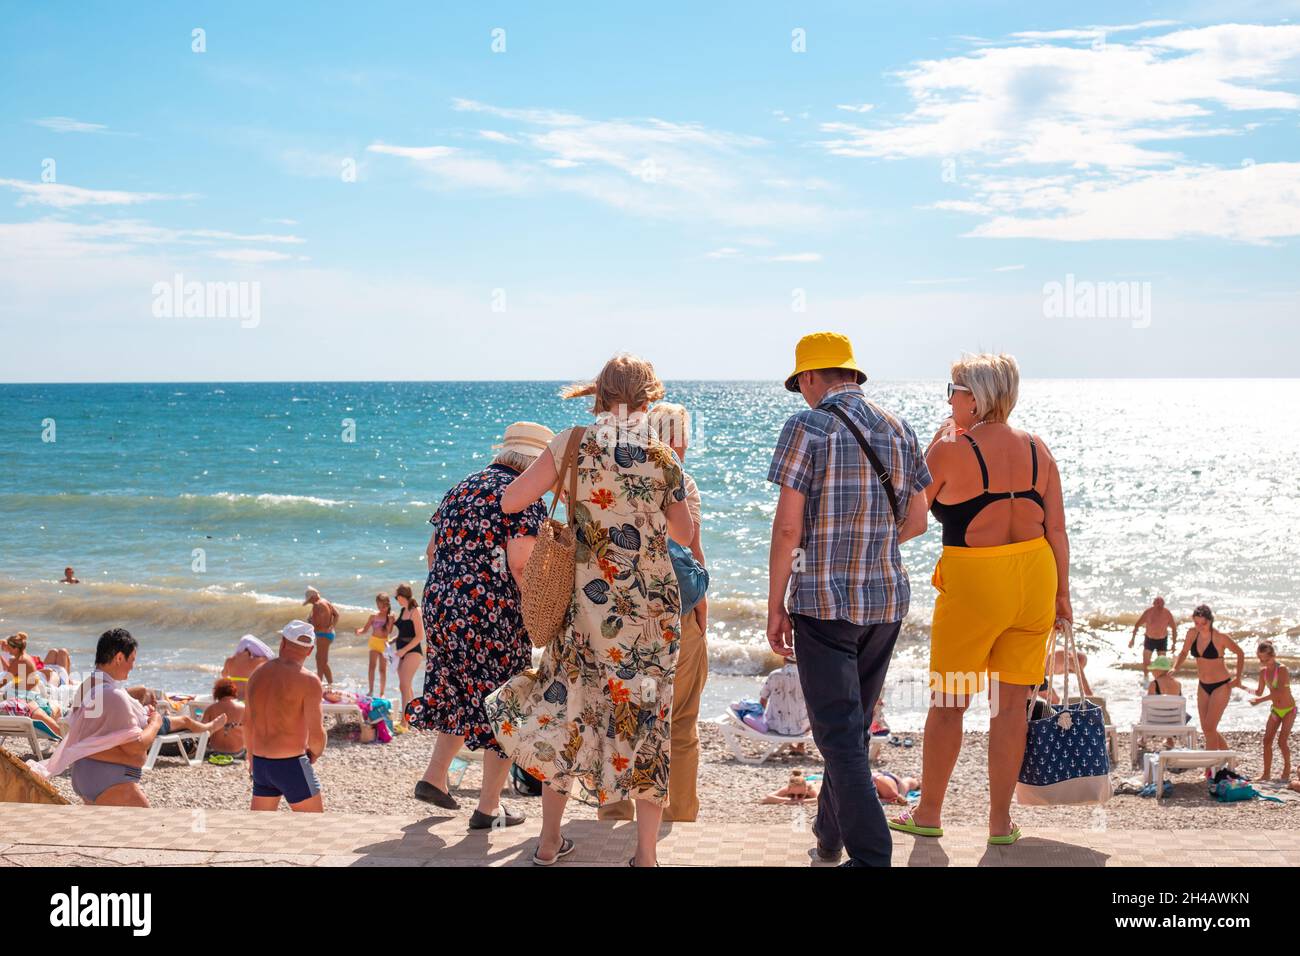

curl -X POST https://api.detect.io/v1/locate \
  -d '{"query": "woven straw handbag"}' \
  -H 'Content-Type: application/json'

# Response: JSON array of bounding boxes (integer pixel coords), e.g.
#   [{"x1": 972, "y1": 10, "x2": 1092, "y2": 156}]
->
[{"x1": 520, "y1": 427, "x2": 584, "y2": 649}]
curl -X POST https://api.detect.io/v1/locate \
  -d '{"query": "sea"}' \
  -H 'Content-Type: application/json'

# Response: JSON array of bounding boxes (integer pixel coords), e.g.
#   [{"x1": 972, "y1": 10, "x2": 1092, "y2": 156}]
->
[{"x1": 1, "y1": 380, "x2": 1295, "y2": 730}]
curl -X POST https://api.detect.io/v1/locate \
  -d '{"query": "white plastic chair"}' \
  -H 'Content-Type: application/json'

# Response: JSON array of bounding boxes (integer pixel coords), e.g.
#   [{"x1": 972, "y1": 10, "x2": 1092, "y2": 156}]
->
[
  {"x1": 143, "y1": 731, "x2": 209, "y2": 771},
  {"x1": 1128, "y1": 694, "x2": 1199, "y2": 769},
  {"x1": 714, "y1": 711, "x2": 818, "y2": 765},
  {"x1": 0, "y1": 715, "x2": 61, "y2": 759}
]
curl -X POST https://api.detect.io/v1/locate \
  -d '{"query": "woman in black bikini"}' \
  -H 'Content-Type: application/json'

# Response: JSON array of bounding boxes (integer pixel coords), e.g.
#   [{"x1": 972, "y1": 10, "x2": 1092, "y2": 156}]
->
[
  {"x1": 1171, "y1": 604, "x2": 1244, "y2": 751},
  {"x1": 392, "y1": 583, "x2": 425, "y2": 728}
]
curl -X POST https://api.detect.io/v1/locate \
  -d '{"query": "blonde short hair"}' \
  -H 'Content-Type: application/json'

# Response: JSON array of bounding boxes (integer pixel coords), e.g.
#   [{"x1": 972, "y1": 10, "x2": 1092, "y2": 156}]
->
[
  {"x1": 951, "y1": 353, "x2": 1020, "y2": 424},
  {"x1": 492, "y1": 448, "x2": 541, "y2": 473},
  {"x1": 647, "y1": 402, "x2": 690, "y2": 448},
  {"x1": 560, "y1": 353, "x2": 665, "y2": 415}
]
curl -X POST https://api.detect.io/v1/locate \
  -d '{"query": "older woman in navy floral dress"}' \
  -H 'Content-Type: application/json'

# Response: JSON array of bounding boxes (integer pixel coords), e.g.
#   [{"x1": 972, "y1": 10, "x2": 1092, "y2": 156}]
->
[{"x1": 407, "y1": 422, "x2": 552, "y2": 829}]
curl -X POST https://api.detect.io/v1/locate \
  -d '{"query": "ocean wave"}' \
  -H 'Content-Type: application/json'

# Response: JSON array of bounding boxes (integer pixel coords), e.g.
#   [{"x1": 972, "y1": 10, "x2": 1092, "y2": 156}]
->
[
  {"x1": 0, "y1": 578, "x2": 375, "y2": 637},
  {"x1": 0, "y1": 491, "x2": 437, "y2": 522},
  {"x1": 184, "y1": 492, "x2": 348, "y2": 508}
]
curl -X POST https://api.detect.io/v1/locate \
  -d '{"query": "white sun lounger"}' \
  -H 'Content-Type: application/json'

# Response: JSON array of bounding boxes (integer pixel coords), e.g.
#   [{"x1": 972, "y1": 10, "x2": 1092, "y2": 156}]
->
[
  {"x1": 0, "y1": 715, "x2": 62, "y2": 759},
  {"x1": 1153, "y1": 749, "x2": 1240, "y2": 802},
  {"x1": 713, "y1": 711, "x2": 822, "y2": 765},
  {"x1": 143, "y1": 730, "x2": 210, "y2": 771}
]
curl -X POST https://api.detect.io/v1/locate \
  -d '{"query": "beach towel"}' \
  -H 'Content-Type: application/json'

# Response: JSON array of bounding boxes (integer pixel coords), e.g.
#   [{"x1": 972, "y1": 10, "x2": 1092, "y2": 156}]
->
[
  {"x1": 235, "y1": 634, "x2": 274, "y2": 659},
  {"x1": 29, "y1": 670, "x2": 148, "y2": 779}
]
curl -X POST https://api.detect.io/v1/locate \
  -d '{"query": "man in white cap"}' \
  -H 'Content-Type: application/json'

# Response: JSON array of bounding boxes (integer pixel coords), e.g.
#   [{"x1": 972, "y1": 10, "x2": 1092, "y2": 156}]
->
[
  {"x1": 219, "y1": 634, "x2": 273, "y2": 700},
  {"x1": 303, "y1": 586, "x2": 339, "y2": 684},
  {"x1": 245, "y1": 620, "x2": 327, "y2": 812}
]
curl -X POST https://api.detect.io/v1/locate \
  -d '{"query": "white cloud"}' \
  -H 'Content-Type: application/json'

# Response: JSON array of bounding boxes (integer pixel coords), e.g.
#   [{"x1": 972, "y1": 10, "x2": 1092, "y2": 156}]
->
[
  {"x1": 702, "y1": 247, "x2": 822, "y2": 263},
  {"x1": 1010, "y1": 20, "x2": 1180, "y2": 40},
  {"x1": 32, "y1": 116, "x2": 109, "y2": 133},
  {"x1": 993, "y1": 264, "x2": 1026, "y2": 271},
  {"x1": 967, "y1": 162, "x2": 1300, "y2": 242},
  {"x1": 365, "y1": 143, "x2": 458, "y2": 160},
  {"x1": 907, "y1": 276, "x2": 974, "y2": 285},
  {"x1": 364, "y1": 99, "x2": 834, "y2": 229},
  {"x1": 835, "y1": 103, "x2": 875, "y2": 113},
  {"x1": 211, "y1": 249, "x2": 295, "y2": 263},
  {"x1": 821, "y1": 22, "x2": 1300, "y2": 241},
  {"x1": 0, "y1": 179, "x2": 193, "y2": 209},
  {"x1": 478, "y1": 130, "x2": 518, "y2": 143},
  {"x1": 766, "y1": 252, "x2": 823, "y2": 262},
  {"x1": 0, "y1": 219, "x2": 305, "y2": 259}
]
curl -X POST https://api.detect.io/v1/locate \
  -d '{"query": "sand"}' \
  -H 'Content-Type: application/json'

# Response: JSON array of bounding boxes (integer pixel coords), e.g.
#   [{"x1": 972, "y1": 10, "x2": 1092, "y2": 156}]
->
[{"x1": 15, "y1": 716, "x2": 1297, "y2": 834}]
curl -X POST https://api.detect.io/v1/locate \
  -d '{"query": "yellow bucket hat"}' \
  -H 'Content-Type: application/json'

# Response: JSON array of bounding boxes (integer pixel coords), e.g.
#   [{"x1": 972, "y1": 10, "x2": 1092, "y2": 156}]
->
[{"x1": 784, "y1": 331, "x2": 867, "y2": 392}]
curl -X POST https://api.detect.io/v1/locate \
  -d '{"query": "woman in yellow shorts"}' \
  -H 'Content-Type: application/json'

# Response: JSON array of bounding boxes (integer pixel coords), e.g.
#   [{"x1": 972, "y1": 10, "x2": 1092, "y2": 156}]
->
[{"x1": 889, "y1": 353, "x2": 1072, "y2": 846}]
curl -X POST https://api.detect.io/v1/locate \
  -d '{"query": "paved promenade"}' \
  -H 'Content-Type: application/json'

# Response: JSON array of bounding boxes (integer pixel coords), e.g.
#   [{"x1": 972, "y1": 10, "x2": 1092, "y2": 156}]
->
[{"x1": 1, "y1": 804, "x2": 1295, "y2": 866}]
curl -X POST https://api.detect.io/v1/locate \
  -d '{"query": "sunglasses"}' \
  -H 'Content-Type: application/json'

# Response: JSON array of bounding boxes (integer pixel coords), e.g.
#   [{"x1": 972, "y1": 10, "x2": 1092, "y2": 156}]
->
[{"x1": 946, "y1": 383, "x2": 972, "y2": 399}]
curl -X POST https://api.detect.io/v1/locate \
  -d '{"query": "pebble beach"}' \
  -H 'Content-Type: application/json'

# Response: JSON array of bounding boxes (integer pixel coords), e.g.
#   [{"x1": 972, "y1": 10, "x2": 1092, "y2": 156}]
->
[{"x1": 23, "y1": 719, "x2": 1298, "y2": 833}]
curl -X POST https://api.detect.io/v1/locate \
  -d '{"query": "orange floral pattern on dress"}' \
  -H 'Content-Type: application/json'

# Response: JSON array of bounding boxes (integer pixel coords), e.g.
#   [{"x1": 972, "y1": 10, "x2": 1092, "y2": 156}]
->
[{"x1": 484, "y1": 422, "x2": 685, "y2": 808}]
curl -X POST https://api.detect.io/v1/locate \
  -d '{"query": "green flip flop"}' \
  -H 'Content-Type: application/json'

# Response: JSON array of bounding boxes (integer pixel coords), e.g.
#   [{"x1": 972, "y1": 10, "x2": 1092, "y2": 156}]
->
[
  {"x1": 207, "y1": 753, "x2": 233, "y2": 766},
  {"x1": 987, "y1": 826, "x2": 1022, "y2": 846},
  {"x1": 887, "y1": 811, "x2": 943, "y2": 838}
]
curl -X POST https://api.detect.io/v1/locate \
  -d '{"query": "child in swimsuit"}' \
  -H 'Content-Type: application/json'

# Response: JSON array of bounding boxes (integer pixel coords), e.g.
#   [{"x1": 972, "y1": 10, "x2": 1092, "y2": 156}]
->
[
  {"x1": 1249, "y1": 640, "x2": 1294, "y2": 782},
  {"x1": 354, "y1": 593, "x2": 395, "y2": 698}
]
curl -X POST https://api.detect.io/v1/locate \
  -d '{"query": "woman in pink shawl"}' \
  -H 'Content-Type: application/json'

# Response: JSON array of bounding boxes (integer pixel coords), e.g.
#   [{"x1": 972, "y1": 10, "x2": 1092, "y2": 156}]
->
[{"x1": 34, "y1": 628, "x2": 165, "y2": 806}]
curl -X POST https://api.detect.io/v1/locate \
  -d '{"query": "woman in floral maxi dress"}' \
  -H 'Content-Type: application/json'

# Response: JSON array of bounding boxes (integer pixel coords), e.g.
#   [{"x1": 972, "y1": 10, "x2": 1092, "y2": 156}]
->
[{"x1": 487, "y1": 354, "x2": 695, "y2": 867}]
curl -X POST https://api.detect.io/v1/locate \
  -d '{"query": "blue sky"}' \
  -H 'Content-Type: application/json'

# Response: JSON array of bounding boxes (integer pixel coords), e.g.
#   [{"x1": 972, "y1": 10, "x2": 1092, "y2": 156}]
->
[{"x1": 2, "y1": 1, "x2": 1298, "y2": 381}]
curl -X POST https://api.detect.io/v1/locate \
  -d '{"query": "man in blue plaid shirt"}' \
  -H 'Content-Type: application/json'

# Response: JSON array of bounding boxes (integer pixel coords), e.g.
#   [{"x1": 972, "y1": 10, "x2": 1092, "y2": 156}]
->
[{"x1": 767, "y1": 332, "x2": 930, "y2": 867}]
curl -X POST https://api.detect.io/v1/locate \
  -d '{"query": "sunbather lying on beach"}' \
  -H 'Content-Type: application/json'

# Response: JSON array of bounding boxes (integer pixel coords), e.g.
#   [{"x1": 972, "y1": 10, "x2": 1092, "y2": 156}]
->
[
  {"x1": 40, "y1": 648, "x2": 72, "y2": 687},
  {"x1": 121, "y1": 685, "x2": 227, "y2": 741},
  {"x1": 761, "y1": 769, "x2": 818, "y2": 804},
  {"x1": 0, "y1": 696, "x2": 61, "y2": 739},
  {"x1": 873, "y1": 769, "x2": 921, "y2": 805}
]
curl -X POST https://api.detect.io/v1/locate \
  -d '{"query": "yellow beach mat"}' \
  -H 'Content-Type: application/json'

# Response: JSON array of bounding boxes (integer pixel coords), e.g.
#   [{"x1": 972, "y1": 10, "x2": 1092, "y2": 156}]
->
[{"x1": 0, "y1": 745, "x2": 70, "y2": 805}]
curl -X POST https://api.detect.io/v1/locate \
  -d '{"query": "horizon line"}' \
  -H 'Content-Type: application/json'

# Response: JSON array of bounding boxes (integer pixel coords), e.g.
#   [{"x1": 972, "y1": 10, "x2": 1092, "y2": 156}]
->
[{"x1": 2, "y1": 376, "x2": 1299, "y2": 386}]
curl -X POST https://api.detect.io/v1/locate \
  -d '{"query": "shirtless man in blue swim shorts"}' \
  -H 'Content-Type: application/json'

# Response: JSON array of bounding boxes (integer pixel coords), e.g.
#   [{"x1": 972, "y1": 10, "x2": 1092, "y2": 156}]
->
[
  {"x1": 245, "y1": 620, "x2": 327, "y2": 812},
  {"x1": 303, "y1": 586, "x2": 339, "y2": 684}
]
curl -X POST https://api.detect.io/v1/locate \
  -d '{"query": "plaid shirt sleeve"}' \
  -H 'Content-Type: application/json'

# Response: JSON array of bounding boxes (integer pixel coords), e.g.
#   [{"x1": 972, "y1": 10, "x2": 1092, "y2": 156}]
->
[
  {"x1": 767, "y1": 414, "x2": 818, "y2": 494},
  {"x1": 904, "y1": 422, "x2": 932, "y2": 493}
]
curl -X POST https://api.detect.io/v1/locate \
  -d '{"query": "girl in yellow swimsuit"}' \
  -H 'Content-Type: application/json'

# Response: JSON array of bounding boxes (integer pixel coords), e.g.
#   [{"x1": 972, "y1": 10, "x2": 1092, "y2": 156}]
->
[
  {"x1": 1249, "y1": 640, "x2": 1294, "y2": 782},
  {"x1": 355, "y1": 593, "x2": 395, "y2": 698}
]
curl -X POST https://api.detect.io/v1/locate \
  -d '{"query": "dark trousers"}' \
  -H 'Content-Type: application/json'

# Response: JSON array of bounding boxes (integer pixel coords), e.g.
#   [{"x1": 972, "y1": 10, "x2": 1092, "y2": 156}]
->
[{"x1": 793, "y1": 613, "x2": 901, "y2": 867}]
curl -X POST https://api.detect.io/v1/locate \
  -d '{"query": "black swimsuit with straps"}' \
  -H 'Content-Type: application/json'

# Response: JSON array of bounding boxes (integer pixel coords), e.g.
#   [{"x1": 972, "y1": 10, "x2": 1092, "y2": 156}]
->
[
  {"x1": 930, "y1": 433, "x2": 1045, "y2": 547},
  {"x1": 394, "y1": 612, "x2": 418, "y2": 654}
]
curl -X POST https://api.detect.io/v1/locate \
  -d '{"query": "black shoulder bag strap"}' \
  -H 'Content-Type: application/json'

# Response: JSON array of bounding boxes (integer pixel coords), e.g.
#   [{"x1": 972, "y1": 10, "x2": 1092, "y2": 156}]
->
[{"x1": 825, "y1": 403, "x2": 901, "y2": 524}]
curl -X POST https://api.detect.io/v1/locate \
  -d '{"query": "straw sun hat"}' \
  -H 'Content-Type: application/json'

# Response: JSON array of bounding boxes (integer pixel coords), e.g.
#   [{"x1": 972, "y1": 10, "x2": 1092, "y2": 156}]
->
[{"x1": 493, "y1": 421, "x2": 555, "y2": 457}]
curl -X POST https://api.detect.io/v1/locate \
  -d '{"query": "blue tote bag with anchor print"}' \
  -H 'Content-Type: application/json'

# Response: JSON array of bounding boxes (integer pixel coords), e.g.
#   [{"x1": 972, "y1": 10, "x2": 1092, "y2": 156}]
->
[{"x1": 1017, "y1": 620, "x2": 1112, "y2": 806}]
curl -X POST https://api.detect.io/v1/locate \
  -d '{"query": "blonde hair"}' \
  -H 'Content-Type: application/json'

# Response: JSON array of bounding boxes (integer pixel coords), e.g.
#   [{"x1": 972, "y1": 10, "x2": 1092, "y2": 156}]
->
[
  {"x1": 6, "y1": 632, "x2": 28, "y2": 655},
  {"x1": 492, "y1": 448, "x2": 541, "y2": 473},
  {"x1": 647, "y1": 402, "x2": 690, "y2": 448},
  {"x1": 375, "y1": 592, "x2": 391, "y2": 612},
  {"x1": 560, "y1": 353, "x2": 665, "y2": 415},
  {"x1": 951, "y1": 353, "x2": 1020, "y2": 424}
]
